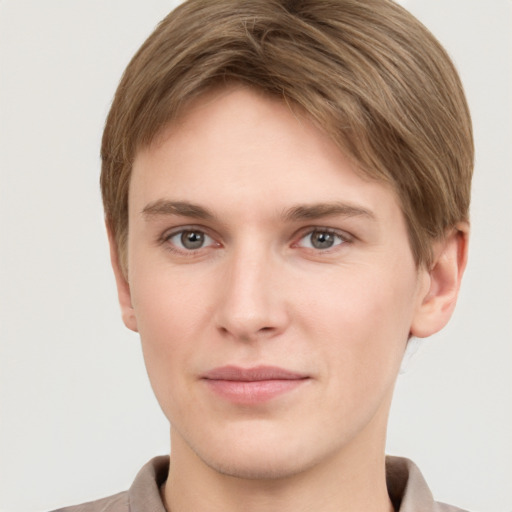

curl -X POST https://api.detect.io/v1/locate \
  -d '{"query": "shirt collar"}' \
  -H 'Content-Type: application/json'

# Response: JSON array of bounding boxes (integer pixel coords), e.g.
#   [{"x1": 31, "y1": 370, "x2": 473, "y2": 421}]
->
[{"x1": 128, "y1": 455, "x2": 446, "y2": 512}]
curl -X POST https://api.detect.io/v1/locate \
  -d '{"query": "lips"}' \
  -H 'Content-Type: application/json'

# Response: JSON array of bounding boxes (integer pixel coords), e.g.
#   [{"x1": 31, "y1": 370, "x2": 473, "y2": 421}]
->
[{"x1": 201, "y1": 365, "x2": 309, "y2": 404}]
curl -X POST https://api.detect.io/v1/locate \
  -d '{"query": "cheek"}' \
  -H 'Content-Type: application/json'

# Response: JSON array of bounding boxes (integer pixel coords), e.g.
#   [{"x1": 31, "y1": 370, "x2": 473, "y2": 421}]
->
[
  {"x1": 131, "y1": 256, "x2": 214, "y2": 339},
  {"x1": 299, "y1": 267, "x2": 417, "y2": 381},
  {"x1": 129, "y1": 269, "x2": 212, "y2": 413}
]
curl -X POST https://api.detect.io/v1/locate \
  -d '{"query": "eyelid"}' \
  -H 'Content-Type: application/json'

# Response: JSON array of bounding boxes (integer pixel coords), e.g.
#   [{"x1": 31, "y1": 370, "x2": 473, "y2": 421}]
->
[
  {"x1": 157, "y1": 224, "x2": 353, "y2": 254},
  {"x1": 159, "y1": 225, "x2": 221, "y2": 253},
  {"x1": 292, "y1": 226, "x2": 353, "y2": 250}
]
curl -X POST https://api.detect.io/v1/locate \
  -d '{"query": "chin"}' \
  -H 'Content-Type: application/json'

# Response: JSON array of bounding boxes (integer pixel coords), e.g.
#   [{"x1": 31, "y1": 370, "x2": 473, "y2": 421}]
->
[
  {"x1": 187, "y1": 427, "x2": 330, "y2": 481},
  {"x1": 200, "y1": 449, "x2": 313, "y2": 481}
]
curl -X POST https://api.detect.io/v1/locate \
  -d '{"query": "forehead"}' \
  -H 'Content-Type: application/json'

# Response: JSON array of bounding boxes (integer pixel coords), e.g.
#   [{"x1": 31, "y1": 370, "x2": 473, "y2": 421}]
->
[{"x1": 130, "y1": 85, "x2": 402, "y2": 226}]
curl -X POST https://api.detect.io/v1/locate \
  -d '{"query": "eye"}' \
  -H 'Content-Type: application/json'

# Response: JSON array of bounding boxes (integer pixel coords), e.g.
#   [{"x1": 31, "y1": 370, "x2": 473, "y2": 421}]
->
[
  {"x1": 166, "y1": 229, "x2": 216, "y2": 251},
  {"x1": 296, "y1": 229, "x2": 347, "y2": 250}
]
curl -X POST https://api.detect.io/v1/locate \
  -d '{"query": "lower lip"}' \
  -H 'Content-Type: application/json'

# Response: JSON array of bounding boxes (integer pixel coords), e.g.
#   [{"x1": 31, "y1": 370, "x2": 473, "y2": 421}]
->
[{"x1": 203, "y1": 378, "x2": 308, "y2": 404}]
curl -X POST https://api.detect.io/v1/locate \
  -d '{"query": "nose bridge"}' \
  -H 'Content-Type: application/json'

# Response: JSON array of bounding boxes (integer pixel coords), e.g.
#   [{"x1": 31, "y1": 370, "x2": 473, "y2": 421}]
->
[{"x1": 215, "y1": 238, "x2": 286, "y2": 341}]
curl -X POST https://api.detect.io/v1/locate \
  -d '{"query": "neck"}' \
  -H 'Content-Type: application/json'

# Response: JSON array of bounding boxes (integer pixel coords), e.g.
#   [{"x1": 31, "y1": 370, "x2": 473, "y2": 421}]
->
[{"x1": 162, "y1": 410, "x2": 394, "y2": 512}]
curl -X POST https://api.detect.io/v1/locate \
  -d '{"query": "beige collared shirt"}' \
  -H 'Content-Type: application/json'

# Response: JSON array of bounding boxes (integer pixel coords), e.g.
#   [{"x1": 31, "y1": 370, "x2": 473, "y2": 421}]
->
[{"x1": 52, "y1": 456, "x2": 468, "y2": 512}]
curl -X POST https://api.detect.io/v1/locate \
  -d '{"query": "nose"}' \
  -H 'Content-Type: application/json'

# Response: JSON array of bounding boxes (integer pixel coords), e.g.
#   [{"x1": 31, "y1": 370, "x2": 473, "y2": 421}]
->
[{"x1": 214, "y1": 244, "x2": 289, "y2": 342}]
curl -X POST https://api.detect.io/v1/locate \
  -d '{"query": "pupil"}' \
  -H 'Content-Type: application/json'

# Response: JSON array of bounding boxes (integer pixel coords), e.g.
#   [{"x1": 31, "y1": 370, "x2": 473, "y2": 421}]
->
[
  {"x1": 181, "y1": 231, "x2": 204, "y2": 249},
  {"x1": 311, "y1": 231, "x2": 334, "y2": 249}
]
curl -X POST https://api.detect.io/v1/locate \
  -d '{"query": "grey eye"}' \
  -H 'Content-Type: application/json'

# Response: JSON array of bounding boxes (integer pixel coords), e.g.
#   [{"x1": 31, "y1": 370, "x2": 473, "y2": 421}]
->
[
  {"x1": 310, "y1": 231, "x2": 335, "y2": 249},
  {"x1": 298, "y1": 229, "x2": 345, "y2": 250},
  {"x1": 180, "y1": 230, "x2": 205, "y2": 249},
  {"x1": 167, "y1": 229, "x2": 215, "y2": 250}
]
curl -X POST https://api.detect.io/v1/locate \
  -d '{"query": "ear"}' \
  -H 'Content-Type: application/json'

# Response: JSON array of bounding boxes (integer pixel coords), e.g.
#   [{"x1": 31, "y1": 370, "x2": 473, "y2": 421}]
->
[
  {"x1": 106, "y1": 223, "x2": 139, "y2": 332},
  {"x1": 410, "y1": 223, "x2": 469, "y2": 338}
]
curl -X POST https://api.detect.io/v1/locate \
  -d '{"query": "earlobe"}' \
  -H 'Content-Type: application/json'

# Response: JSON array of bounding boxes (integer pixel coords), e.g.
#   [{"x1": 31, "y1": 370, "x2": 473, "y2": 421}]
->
[
  {"x1": 106, "y1": 223, "x2": 139, "y2": 333},
  {"x1": 410, "y1": 223, "x2": 469, "y2": 338}
]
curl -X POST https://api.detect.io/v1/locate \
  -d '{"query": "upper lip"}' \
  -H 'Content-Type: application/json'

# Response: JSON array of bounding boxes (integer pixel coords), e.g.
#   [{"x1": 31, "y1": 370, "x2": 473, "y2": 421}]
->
[{"x1": 202, "y1": 365, "x2": 307, "y2": 381}]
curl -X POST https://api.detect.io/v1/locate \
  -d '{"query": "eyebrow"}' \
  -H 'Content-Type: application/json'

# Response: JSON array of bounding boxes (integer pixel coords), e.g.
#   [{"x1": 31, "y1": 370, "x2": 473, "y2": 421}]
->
[
  {"x1": 142, "y1": 200, "x2": 214, "y2": 220},
  {"x1": 282, "y1": 202, "x2": 375, "y2": 222},
  {"x1": 141, "y1": 199, "x2": 375, "y2": 222}
]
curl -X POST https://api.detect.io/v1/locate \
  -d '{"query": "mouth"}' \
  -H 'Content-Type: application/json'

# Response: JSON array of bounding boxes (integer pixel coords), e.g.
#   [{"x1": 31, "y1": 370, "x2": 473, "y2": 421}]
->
[{"x1": 201, "y1": 365, "x2": 310, "y2": 404}]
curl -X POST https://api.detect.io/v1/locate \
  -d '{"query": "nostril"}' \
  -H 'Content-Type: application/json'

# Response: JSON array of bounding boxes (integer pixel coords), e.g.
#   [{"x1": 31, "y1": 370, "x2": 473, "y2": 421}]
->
[{"x1": 216, "y1": 324, "x2": 277, "y2": 342}]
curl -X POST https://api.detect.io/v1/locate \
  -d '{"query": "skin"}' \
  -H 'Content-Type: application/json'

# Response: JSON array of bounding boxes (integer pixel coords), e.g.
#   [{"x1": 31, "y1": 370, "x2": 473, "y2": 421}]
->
[{"x1": 110, "y1": 85, "x2": 468, "y2": 512}]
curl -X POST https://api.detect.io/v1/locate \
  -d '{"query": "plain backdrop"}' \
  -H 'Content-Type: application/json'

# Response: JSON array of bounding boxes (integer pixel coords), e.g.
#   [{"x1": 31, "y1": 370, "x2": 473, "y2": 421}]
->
[{"x1": 0, "y1": 1, "x2": 511, "y2": 511}]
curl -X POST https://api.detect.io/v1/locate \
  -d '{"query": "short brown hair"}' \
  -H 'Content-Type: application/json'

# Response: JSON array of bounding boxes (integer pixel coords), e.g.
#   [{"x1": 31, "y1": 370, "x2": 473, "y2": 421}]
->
[{"x1": 101, "y1": 0, "x2": 473, "y2": 272}]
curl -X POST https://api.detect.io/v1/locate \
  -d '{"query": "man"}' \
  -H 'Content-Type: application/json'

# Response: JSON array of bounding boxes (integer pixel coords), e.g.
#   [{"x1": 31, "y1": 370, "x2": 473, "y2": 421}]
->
[{"x1": 55, "y1": 0, "x2": 473, "y2": 510}]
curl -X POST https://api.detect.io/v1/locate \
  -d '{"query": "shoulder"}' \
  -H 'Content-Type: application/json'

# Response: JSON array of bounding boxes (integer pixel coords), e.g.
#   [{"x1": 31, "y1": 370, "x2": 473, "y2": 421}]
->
[
  {"x1": 386, "y1": 456, "x2": 470, "y2": 512},
  {"x1": 49, "y1": 456, "x2": 169, "y2": 512},
  {"x1": 433, "y1": 503, "x2": 470, "y2": 512},
  {"x1": 50, "y1": 491, "x2": 128, "y2": 512}
]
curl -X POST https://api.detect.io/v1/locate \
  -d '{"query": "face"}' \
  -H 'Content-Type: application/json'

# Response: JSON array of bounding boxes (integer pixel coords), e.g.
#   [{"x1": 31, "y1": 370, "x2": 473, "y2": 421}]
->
[{"x1": 120, "y1": 86, "x2": 433, "y2": 479}]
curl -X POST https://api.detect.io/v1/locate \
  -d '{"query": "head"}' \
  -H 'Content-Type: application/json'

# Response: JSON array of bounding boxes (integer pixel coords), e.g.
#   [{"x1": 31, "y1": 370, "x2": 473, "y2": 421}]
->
[
  {"x1": 100, "y1": 0, "x2": 473, "y2": 485},
  {"x1": 101, "y1": 0, "x2": 473, "y2": 276}
]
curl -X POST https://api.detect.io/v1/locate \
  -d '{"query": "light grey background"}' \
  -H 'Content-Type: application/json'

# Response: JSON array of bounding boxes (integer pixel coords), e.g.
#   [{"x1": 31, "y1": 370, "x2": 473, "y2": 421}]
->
[{"x1": 0, "y1": 1, "x2": 510, "y2": 511}]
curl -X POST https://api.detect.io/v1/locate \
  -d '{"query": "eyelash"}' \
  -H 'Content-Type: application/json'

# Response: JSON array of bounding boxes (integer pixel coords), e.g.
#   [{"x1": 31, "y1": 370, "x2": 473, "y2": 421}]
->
[
  {"x1": 293, "y1": 227, "x2": 351, "y2": 252},
  {"x1": 159, "y1": 226, "x2": 352, "y2": 255},
  {"x1": 160, "y1": 226, "x2": 219, "y2": 256}
]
